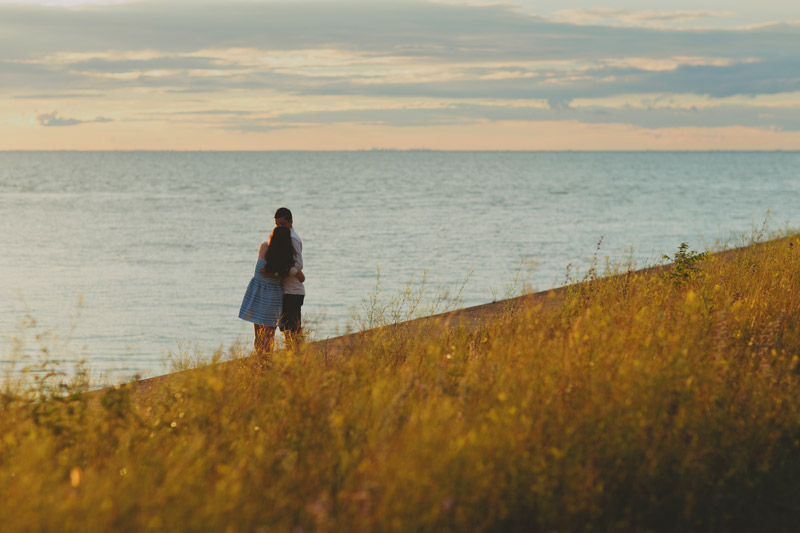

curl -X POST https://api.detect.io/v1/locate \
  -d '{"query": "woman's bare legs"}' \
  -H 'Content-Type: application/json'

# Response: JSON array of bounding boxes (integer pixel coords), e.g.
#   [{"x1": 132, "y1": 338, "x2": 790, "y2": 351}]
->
[{"x1": 253, "y1": 324, "x2": 276, "y2": 356}]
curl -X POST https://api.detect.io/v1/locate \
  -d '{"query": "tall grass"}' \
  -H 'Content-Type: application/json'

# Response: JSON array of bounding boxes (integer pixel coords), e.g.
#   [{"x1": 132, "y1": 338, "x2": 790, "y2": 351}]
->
[{"x1": 2, "y1": 235, "x2": 800, "y2": 531}]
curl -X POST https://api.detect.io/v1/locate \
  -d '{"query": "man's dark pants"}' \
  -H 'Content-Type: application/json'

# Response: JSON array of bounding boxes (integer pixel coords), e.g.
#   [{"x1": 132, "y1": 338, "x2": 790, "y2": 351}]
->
[{"x1": 279, "y1": 294, "x2": 304, "y2": 335}]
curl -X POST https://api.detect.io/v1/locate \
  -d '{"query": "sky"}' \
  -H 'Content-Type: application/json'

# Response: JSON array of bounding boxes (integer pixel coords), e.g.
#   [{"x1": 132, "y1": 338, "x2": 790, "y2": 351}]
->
[{"x1": 1, "y1": 0, "x2": 799, "y2": 150}]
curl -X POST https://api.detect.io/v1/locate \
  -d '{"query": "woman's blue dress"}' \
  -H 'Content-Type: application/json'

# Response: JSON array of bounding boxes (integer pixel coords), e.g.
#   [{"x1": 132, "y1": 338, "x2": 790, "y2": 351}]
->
[{"x1": 239, "y1": 257, "x2": 283, "y2": 326}]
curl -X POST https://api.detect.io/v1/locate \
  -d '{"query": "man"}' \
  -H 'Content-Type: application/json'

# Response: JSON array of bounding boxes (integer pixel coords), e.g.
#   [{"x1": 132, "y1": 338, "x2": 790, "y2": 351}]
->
[{"x1": 273, "y1": 206, "x2": 304, "y2": 347}]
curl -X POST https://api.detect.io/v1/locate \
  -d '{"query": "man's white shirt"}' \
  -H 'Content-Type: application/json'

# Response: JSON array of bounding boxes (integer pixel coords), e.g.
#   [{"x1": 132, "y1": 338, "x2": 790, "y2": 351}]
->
[{"x1": 282, "y1": 228, "x2": 305, "y2": 295}]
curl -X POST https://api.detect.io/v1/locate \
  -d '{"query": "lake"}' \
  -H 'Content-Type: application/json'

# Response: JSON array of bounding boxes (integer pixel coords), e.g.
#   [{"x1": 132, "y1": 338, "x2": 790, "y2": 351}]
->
[{"x1": 1, "y1": 151, "x2": 798, "y2": 381}]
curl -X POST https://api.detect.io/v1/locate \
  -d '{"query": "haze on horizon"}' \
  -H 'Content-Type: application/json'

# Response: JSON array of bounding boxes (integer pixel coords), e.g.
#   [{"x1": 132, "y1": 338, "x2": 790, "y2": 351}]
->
[{"x1": 1, "y1": 0, "x2": 799, "y2": 150}]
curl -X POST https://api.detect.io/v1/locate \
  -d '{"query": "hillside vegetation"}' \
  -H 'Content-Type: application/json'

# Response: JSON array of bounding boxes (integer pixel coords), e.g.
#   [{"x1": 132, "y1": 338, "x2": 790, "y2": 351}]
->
[{"x1": 2, "y1": 235, "x2": 800, "y2": 531}]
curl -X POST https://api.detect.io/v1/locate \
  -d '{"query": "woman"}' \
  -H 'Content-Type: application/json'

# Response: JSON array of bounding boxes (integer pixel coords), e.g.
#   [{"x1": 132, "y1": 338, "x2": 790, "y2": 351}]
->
[{"x1": 239, "y1": 226, "x2": 304, "y2": 355}]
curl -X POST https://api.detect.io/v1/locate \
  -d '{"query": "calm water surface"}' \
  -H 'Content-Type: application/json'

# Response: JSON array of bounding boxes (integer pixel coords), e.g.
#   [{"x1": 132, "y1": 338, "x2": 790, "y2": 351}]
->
[{"x1": 1, "y1": 151, "x2": 798, "y2": 381}]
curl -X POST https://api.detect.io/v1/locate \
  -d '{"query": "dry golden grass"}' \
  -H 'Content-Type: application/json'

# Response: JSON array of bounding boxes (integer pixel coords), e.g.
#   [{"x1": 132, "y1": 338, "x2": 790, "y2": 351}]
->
[{"x1": 2, "y1": 234, "x2": 800, "y2": 531}]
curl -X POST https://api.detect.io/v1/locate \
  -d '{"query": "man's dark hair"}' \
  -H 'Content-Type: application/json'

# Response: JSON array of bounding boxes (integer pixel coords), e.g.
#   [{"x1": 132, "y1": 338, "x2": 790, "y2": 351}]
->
[{"x1": 274, "y1": 207, "x2": 292, "y2": 222}]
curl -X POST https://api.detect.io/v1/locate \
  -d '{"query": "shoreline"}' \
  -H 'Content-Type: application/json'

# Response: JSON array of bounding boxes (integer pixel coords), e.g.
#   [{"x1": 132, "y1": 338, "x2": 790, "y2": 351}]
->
[{"x1": 119, "y1": 239, "x2": 763, "y2": 396}]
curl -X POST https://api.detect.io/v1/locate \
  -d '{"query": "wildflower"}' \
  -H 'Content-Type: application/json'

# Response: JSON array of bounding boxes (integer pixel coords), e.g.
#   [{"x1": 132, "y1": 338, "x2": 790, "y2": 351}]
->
[{"x1": 70, "y1": 467, "x2": 82, "y2": 488}]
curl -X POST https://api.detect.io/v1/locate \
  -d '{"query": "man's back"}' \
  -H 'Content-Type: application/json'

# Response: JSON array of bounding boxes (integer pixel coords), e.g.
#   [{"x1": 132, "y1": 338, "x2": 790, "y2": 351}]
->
[{"x1": 282, "y1": 227, "x2": 304, "y2": 295}]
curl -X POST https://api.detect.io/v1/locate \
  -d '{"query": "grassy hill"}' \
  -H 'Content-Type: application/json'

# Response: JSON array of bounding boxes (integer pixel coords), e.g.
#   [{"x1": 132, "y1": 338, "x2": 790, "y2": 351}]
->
[{"x1": 2, "y1": 235, "x2": 800, "y2": 531}]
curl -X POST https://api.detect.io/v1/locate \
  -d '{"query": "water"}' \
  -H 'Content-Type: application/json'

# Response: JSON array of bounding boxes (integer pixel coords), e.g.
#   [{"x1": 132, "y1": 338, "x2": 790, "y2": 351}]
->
[{"x1": 1, "y1": 151, "x2": 798, "y2": 381}]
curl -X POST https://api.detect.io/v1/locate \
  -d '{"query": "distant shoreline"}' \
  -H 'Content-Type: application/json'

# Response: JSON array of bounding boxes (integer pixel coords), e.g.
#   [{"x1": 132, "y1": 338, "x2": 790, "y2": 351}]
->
[{"x1": 2, "y1": 149, "x2": 799, "y2": 153}]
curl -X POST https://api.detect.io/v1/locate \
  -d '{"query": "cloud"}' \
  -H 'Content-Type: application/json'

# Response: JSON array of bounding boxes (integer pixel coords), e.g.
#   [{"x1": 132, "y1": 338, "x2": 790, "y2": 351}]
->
[
  {"x1": 1, "y1": 1, "x2": 798, "y2": 136},
  {"x1": 36, "y1": 111, "x2": 113, "y2": 126},
  {"x1": 167, "y1": 109, "x2": 256, "y2": 116},
  {"x1": 552, "y1": 8, "x2": 736, "y2": 27},
  {"x1": 0, "y1": 2, "x2": 796, "y2": 97},
  {"x1": 14, "y1": 92, "x2": 104, "y2": 99},
  {"x1": 271, "y1": 57, "x2": 799, "y2": 109},
  {"x1": 0, "y1": 2, "x2": 795, "y2": 63}
]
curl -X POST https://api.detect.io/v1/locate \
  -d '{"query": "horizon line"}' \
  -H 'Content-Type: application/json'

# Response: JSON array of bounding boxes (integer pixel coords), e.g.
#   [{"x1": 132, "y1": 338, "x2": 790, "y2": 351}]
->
[{"x1": 1, "y1": 149, "x2": 799, "y2": 153}]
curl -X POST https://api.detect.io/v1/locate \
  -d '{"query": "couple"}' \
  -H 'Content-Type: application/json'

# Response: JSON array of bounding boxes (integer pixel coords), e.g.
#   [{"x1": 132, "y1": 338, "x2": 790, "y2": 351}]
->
[{"x1": 238, "y1": 207, "x2": 305, "y2": 355}]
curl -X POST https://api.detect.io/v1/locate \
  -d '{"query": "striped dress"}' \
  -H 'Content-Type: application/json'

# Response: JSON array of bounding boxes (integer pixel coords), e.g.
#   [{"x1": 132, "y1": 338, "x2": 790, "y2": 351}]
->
[{"x1": 238, "y1": 257, "x2": 283, "y2": 326}]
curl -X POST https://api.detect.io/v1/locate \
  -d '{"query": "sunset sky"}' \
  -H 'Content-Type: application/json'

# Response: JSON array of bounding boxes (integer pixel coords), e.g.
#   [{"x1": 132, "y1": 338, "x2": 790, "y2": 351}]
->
[{"x1": 1, "y1": 0, "x2": 799, "y2": 150}]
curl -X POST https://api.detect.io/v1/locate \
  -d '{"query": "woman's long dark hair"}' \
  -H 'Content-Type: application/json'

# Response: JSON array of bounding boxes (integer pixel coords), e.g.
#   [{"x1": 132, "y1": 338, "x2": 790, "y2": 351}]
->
[{"x1": 263, "y1": 226, "x2": 295, "y2": 278}]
